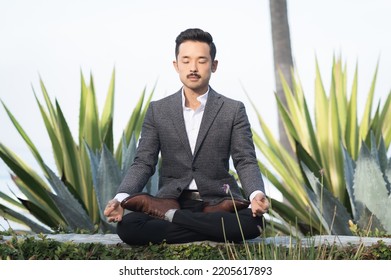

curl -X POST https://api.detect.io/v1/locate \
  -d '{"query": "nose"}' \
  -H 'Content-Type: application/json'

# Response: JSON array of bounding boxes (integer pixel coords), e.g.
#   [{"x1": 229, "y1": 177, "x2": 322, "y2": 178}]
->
[{"x1": 190, "y1": 61, "x2": 198, "y2": 72}]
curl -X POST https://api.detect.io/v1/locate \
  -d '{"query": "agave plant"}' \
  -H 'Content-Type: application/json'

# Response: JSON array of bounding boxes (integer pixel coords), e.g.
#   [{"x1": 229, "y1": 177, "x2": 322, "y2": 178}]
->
[
  {"x1": 0, "y1": 70, "x2": 155, "y2": 233},
  {"x1": 343, "y1": 134, "x2": 391, "y2": 233},
  {"x1": 85, "y1": 134, "x2": 159, "y2": 233},
  {"x1": 300, "y1": 133, "x2": 391, "y2": 235},
  {"x1": 247, "y1": 57, "x2": 391, "y2": 235}
]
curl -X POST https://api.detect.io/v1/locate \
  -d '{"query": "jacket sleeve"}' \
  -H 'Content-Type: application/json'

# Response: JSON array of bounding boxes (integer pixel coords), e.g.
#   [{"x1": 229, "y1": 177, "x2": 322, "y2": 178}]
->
[
  {"x1": 116, "y1": 102, "x2": 160, "y2": 195},
  {"x1": 230, "y1": 101, "x2": 265, "y2": 198}
]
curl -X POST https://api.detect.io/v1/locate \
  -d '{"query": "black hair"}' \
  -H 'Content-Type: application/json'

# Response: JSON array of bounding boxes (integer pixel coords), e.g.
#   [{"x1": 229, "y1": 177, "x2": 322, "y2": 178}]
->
[{"x1": 175, "y1": 28, "x2": 217, "y2": 61}]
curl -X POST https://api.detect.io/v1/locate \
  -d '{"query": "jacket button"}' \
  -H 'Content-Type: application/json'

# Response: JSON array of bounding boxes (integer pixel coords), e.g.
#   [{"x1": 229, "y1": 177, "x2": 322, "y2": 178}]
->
[
  {"x1": 192, "y1": 167, "x2": 196, "y2": 171},
  {"x1": 176, "y1": 187, "x2": 181, "y2": 193}
]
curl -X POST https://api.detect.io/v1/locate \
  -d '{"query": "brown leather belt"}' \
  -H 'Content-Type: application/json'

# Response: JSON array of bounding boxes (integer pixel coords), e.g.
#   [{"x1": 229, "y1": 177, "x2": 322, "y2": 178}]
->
[{"x1": 180, "y1": 190, "x2": 202, "y2": 201}]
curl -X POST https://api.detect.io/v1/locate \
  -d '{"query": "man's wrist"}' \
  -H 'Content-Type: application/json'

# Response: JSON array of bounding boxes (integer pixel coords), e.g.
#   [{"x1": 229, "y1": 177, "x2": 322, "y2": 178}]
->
[
  {"x1": 114, "y1": 193, "x2": 130, "y2": 203},
  {"x1": 249, "y1": 190, "x2": 265, "y2": 202}
]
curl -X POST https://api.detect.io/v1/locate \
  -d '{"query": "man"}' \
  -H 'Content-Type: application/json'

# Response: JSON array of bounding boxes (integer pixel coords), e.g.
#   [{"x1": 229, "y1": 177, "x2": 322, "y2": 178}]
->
[{"x1": 104, "y1": 28, "x2": 269, "y2": 245}]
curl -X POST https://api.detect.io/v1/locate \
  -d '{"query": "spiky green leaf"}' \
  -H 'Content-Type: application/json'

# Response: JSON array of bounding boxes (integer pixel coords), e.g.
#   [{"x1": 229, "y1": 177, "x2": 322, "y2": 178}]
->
[
  {"x1": 45, "y1": 166, "x2": 94, "y2": 231},
  {"x1": 302, "y1": 163, "x2": 352, "y2": 235},
  {"x1": 0, "y1": 205, "x2": 51, "y2": 233},
  {"x1": 353, "y1": 143, "x2": 391, "y2": 233},
  {"x1": 95, "y1": 145, "x2": 122, "y2": 216}
]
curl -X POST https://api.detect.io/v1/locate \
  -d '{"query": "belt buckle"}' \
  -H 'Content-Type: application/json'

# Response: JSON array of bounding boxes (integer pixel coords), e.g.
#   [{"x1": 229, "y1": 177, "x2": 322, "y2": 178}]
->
[
  {"x1": 183, "y1": 190, "x2": 202, "y2": 201},
  {"x1": 190, "y1": 191, "x2": 202, "y2": 201}
]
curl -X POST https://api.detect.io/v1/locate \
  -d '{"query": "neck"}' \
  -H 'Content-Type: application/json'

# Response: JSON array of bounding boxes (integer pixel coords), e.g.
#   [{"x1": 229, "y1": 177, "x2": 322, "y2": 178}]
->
[
  {"x1": 183, "y1": 84, "x2": 208, "y2": 96},
  {"x1": 183, "y1": 87, "x2": 207, "y2": 110}
]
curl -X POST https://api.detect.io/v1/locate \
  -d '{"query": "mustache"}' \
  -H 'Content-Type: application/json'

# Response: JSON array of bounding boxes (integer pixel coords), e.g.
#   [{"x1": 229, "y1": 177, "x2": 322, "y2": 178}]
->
[{"x1": 187, "y1": 73, "x2": 201, "y2": 78}]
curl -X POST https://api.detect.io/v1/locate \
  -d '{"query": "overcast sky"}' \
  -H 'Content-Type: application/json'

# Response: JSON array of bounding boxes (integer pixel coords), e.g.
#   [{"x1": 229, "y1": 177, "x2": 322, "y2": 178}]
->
[{"x1": 1, "y1": 0, "x2": 391, "y2": 229}]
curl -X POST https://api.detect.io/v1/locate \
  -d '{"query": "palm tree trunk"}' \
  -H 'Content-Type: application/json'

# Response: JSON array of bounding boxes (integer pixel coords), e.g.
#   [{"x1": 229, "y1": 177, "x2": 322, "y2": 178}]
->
[{"x1": 269, "y1": 0, "x2": 294, "y2": 156}]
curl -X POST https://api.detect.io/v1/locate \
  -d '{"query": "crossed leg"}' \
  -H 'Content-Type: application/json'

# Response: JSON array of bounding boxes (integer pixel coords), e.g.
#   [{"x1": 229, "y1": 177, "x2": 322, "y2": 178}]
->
[{"x1": 116, "y1": 207, "x2": 264, "y2": 245}]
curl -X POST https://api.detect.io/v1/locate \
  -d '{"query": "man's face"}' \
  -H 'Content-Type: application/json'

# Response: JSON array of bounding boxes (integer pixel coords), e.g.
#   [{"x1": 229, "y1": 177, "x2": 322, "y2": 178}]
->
[{"x1": 173, "y1": 40, "x2": 218, "y2": 94}]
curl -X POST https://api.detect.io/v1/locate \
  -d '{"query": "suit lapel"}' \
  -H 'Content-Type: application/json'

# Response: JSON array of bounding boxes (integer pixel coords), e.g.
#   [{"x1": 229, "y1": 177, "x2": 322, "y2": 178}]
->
[
  {"x1": 193, "y1": 89, "x2": 223, "y2": 157},
  {"x1": 169, "y1": 91, "x2": 193, "y2": 158}
]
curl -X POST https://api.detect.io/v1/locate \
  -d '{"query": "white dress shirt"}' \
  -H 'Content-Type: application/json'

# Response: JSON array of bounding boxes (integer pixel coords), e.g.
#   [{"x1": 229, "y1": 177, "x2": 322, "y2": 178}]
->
[{"x1": 182, "y1": 88, "x2": 208, "y2": 190}]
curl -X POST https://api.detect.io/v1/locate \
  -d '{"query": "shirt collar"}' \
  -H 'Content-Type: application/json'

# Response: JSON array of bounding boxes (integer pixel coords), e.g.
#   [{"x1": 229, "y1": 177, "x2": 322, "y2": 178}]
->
[{"x1": 181, "y1": 87, "x2": 209, "y2": 110}]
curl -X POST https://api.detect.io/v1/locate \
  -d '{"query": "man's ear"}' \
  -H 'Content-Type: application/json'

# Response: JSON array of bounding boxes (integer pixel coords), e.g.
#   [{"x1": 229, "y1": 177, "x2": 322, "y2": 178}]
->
[
  {"x1": 211, "y1": 60, "x2": 218, "y2": 73},
  {"x1": 173, "y1": 60, "x2": 179, "y2": 73}
]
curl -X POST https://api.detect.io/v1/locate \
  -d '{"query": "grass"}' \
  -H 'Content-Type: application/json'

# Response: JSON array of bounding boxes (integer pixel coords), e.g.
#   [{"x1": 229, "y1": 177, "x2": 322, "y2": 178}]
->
[
  {"x1": 1, "y1": 230, "x2": 390, "y2": 260},
  {"x1": 1, "y1": 189, "x2": 390, "y2": 260}
]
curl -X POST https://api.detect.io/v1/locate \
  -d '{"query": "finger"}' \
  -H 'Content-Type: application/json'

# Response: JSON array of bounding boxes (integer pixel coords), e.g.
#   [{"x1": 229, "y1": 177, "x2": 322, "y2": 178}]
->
[
  {"x1": 106, "y1": 202, "x2": 116, "y2": 209},
  {"x1": 106, "y1": 200, "x2": 118, "y2": 209},
  {"x1": 112, "y1": 215, "x2": 122, "y2": 223},
  {"x1": 256, "y1": 197, "x2": 266, "y2": 206},
  {"x1": 108, "y1": 215, "x2": 118, "y2": 223},
  {"x1": 103, "y1": 207, "x2": 111, "y2": 214},
  {"x1": 104, "y1": 207, "x2": 114, "y2": 217},
  {"x1": 252, "y1": 207, "x2": 263, "y2": 217},
  {"x1": 254, "y1": 211, "x2": 263, "y2": 217},
  {"x1": 104, "y1": 201, "x2": 119, "y2": 216}
]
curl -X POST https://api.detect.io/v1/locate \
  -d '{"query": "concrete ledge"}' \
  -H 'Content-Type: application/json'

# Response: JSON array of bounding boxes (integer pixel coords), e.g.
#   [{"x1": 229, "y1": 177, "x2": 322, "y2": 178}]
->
[{"x1": 1, "y1": 234, "x2": 391, "y2": 247}]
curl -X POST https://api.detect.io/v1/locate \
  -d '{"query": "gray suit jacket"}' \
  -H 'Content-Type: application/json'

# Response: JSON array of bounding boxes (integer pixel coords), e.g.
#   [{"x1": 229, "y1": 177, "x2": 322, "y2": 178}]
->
[{"x1": 117, "y1": 88, "x2": 265, "y2": 204}]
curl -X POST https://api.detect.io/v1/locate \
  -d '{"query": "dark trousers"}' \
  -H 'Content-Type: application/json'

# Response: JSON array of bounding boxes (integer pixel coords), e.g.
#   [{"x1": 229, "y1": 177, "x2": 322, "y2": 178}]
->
[{"x1": 116, "y1": 198, "x2": 265, "y2": 245}]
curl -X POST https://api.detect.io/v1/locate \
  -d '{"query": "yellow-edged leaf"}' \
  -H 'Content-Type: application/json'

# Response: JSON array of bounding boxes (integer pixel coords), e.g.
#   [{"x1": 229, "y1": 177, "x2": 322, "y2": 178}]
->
[
  {"x1": 79, "y1": 71, "x2": 88, "y2": 144},
  {"x1": 359, "y1": 62, "x2": 378, "y2": 141},
  {"x1": 100, "y1": 68, "x2": 115, "y2": 151},
  {"x1": 345, "y1": 64, "x2": 359, "y2": 159}
]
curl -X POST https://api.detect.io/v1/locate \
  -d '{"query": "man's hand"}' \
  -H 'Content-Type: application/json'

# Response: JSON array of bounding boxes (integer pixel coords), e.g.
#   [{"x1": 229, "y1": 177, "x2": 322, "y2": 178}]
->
[
  {"x1": 250, "y1": 192, "x2": 270, "y2": 217},
  {"x1": 104, "y1": 199, "x2": 124, "y2": 223}
]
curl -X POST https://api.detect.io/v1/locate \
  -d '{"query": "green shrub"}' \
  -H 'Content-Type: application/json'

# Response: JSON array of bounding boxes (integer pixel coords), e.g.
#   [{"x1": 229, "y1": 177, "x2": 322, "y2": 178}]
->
[
  {"x1": 248, "y1": 57, "x2": 391, "y2": 236},
  {"x1": 0, "y1": 71, "x2": 155, "y2": 233},
  {"x1": 1, "y1": 234, "x2": 390, "y2": 260}
]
